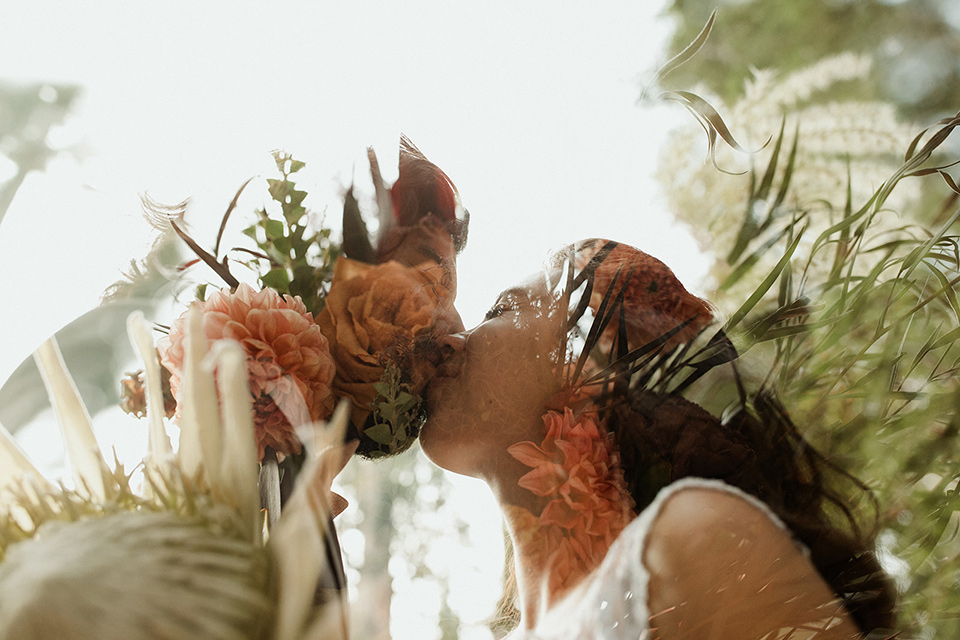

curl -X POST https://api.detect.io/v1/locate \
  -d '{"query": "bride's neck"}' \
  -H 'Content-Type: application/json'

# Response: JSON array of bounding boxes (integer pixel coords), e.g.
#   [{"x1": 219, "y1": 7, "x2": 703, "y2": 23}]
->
[{"x1": 484, "y1": 409, "x2": 636, "y2": 629}]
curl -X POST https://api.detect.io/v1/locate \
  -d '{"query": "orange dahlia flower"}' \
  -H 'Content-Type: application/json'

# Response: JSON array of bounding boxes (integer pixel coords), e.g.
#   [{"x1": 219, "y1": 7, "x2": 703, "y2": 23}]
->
[
  {"x1": 507, "y1": 401, "x2": 635, "y2": 594},
  {"x1": 160, "y1": 283, "x2": 336, "y2": 460}
]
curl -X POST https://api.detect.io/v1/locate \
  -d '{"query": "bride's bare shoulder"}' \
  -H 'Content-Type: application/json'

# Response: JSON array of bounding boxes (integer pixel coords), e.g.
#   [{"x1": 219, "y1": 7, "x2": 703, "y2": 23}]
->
[
  {"x1": 648, "y1": 484, "x2": 787, "y2": 549},
  {"x1": 642, "y1": 484, "x2": 792, "y2": 586},
  {"x1": 641, "y1": 483, "x2": 861, "y2": 639}
]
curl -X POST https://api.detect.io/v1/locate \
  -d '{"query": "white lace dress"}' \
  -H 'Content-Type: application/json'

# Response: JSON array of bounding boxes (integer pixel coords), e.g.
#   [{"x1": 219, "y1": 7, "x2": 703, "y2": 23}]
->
[{"x1": 508, "y1": 477, "x2": 834, "y2": 640}]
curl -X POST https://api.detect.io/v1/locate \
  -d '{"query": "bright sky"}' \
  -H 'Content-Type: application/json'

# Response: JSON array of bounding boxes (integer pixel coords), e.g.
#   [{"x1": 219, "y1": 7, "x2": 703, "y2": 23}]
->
[
  {"x1": 0, "y1": 2, "x2": 705, "y2": 638},
  {"x1": 0, "y1": 1, "x2": 704, "y2": 385}
]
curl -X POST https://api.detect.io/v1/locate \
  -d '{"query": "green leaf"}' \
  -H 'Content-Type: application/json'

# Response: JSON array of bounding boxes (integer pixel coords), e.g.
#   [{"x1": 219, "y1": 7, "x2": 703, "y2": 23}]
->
[
  {"x1": 755, "y1": 118, "x2": 786, "y2": 205},
  {"x1": 267, "y1": 178, "x2": 290, "y2": 204},
  {"x1": 273, "y1": 236, "x2": 291, "y2": 255},
  {"x1": 260, "y1": 268, "x2": 290, "y2": 290},
  {"x1": 725, "y1": 229, "x2": 806, "y2": 334},
  {"x1": 926, "y1": 262, "x2": 960, "y2": 324},
  {"x1": 271, "y1": 150, "x2": 288, "y2": 175},
  {"x1": 288, "y1": 159, "x2": 305, "y2": 174},
  {"x1": 284, "y1": 204, "x2": 306, "y2": 226},
  {"x1": 900, "y1": 208, "x2": 960, "y2": 276},
  {"x1": 395, "y1": 392, "x2": 418, "y2": 413},
  {"x1": 769, "y1": 123, "x2": 800, "y2": 219},
  {"x1": 722, "y1": 219, "x2": 802, "y2": 290},
  {"x1": 932, "y1": 326, "x2": 960, "y2": 350},
  {"x1": 288, "y1": 189, "x2": 307, "y2": 209},
  {"x1": 364, "y1": 423, "x2": 393, "y2": 446},
  {"x1": 263, "y1": 219, "x2": 284, "y2": 240}
]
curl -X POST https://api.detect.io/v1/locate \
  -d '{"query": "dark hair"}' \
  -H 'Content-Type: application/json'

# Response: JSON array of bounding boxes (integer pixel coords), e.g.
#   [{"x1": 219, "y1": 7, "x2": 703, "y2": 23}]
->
[{"x1": 560, "y1": 239, "x2": 898, "y2": 634}]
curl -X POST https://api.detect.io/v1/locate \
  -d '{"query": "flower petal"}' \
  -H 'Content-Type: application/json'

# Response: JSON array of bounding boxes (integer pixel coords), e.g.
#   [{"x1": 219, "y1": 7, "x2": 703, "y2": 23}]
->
[
  {"x1": 517, "y1": 464, "x2": 567, "y2": 496},
  {"x1": 507, "y1": 441, "x2": 549, "y2": 468}
]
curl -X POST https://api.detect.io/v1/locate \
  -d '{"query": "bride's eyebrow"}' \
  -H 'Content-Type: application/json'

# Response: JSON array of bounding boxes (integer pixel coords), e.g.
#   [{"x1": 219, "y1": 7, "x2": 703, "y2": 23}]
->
[{"x1": 493, "y1": 287, "x2": 528, "y2": 303}]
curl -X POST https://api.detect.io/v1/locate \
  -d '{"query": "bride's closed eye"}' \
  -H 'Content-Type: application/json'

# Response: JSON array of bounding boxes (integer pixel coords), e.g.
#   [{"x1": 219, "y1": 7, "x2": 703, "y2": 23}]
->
[
  {"x1": 484, "y1": 302, "x2": 511, "y2": 321},
  {"x1": 483, "y1": 288, "x2": 530, "y2": 321}
]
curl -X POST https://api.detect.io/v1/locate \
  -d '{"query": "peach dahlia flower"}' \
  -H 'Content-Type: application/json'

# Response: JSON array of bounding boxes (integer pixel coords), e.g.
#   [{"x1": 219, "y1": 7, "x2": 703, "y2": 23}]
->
[{"x1": 160, "y1": 283, "x2": 336, "y2": 459}]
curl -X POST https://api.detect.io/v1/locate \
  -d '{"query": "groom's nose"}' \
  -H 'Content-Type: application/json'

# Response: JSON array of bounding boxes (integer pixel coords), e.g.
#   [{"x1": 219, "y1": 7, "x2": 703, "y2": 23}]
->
[{"x1": 436, "y1": 307, "x2": 465, "y2": 335}]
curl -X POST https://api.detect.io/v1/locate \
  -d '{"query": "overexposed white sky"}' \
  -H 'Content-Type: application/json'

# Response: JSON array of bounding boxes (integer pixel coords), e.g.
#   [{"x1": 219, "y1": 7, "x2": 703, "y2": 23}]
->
[{"x1": 0, "y1": 0, "x2": 704, "y2": 386}]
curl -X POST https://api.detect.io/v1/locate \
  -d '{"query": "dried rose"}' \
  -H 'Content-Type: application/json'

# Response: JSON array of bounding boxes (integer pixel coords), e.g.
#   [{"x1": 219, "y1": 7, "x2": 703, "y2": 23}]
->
[{"x1": 119, "y1": 359, "x2": 177, "y2": 420}]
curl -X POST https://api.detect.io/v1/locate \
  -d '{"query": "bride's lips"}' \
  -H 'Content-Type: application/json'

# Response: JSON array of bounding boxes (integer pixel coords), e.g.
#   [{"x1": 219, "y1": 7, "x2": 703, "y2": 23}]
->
[{"x1": 434, "y1": 352, "x2": 464, "y2": 379}]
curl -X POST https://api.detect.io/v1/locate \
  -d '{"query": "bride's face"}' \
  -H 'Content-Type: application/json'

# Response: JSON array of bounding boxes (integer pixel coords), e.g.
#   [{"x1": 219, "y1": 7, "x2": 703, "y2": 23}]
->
[{"x1": 422, "y1": 269, "x2": 569, "y2": 477}]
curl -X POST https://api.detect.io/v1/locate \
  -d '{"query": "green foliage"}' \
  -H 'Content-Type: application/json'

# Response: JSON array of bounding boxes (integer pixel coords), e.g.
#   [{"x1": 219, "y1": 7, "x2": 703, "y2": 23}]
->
[
  {"x1": 363, "y1": 363, "x2": 425, "y2": 459},
  {"x1": 662, "y1": 0, "x2": 960, "y2": 121},
  {"x1": 240, "y1": 151, "x2": 340, "y2": 317},
  {"x1": 655, "y1": 11, "x2": 960, "y2": 624},
  {"x1": 0, "y1": 81, "x2": 80, "y2": 227},
  {"x1": 714, "y1": 116, "x2": 960, "y2": 634}
]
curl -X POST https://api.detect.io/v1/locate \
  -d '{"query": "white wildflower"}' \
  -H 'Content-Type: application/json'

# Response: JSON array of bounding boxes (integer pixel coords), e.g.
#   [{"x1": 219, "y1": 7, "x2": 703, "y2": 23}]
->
[{"x1": 658, "y1": 53, "x2": 922, "y2": 314}]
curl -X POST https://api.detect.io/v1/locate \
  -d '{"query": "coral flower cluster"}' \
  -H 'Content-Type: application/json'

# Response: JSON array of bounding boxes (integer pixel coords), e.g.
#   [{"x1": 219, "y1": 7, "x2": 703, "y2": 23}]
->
[
  {"x1": 161, "y1": 283, "x2": 336, "y2": 459},
  {"x1": 577, "y1": 240, "x2": 714, "y2": 351},
  {"x1": 507, "y1": 398, "x2": 635, "y2": 594}
]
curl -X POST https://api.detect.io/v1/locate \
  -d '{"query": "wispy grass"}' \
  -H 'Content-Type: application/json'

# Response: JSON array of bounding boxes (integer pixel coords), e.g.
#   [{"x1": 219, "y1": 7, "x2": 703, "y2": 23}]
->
[{"x1": 705, "y1": 112, "x2": 960, "y2": 634}]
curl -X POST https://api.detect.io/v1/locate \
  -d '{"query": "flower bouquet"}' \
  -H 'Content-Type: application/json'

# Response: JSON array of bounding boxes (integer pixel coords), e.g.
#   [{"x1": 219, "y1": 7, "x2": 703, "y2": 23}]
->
[
  {"x1": 0, "y1": 137, "x2": 468, "y2": 638},
  {"x1": 124, "y1": 137, "x2": 467, "y2": 466}
]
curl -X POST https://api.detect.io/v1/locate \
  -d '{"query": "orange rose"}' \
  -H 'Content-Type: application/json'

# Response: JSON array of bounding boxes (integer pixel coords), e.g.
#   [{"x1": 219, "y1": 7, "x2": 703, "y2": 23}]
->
[{"x1": 316, "y1": 257, "x2": 453, "y2": 431}]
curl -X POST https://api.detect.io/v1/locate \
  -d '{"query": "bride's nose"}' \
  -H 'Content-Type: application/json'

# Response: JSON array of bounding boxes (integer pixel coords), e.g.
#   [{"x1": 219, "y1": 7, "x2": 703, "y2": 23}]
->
[
  {"x1": 435, "y1": 331, "x2": 468, "y2": 378},
  {"x1": 438, "y1": 332, "x2": 467, "y2": 356}
]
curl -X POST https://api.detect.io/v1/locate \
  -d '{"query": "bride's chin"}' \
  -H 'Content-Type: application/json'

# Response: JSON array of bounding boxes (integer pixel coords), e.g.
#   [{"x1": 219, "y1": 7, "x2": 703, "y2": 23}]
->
[
  {"x1": 426, "y1": 367, "x2": 460, "y2": 401},
  {"x1": 418, "y1": 417, "x2": 472, "y2": 476},
  {"x1": 422, "y1": 381, "x2": 464, "y2": 436},
  {"x1": 425, "y1": 391, "x2": 457, "y2": 435}
]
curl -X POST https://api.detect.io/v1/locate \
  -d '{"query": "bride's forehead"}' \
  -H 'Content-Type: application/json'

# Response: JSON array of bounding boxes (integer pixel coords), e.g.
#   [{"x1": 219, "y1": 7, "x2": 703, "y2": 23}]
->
[{"x1": 503, "y1": 268, "x2": 566, "y2": 299}]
